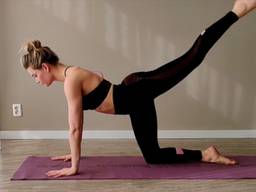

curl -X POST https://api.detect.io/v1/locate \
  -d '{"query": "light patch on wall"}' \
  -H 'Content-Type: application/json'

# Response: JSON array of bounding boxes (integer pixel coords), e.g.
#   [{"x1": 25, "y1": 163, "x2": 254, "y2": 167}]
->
[
  {"x1": 104, "y1": 2, "x2": 116, "y2": 50},
  {"x1": 167, "y1": 42, "x2": 176, "y2": 61},
  {"x1": 219, "y1": 74, "x2": 229, "y2": 117},
  {"x1": 185, "y1": 68, "x2": 201, "y2": 101},
  {"x1": 35, "y1": 0, "x2": 71, "y2": 23},
  {"x1": 154, "y1": 35, "x2": 165, "y2": 67},
  {"x1": 73, "y1": 0, "x2": 89, "y2": 32},
  {"x1": 120, "y1": 12, "x2": 129, "y2": 59},
  {"x1": 135, "y1": 23, "x2": 142, "y2": 68},
  {"x1": 103, "y1": 1, "x2": 177, "y2": 70},
  {"x1": 185, "y1": 64, "x2": 246, "y2": 122},
  {"x1": 208, "y1": 66, "x2": 219, "y2": 110},
  {"x1": 104, "y1": 2, "x2": 130, "y2": 60},
  {"x1": 34, "y1": 0, "x2": 51, "y2": 10},
  {"x1": 34, "y1": 0, "x2": 90, "y2": 33},
  {"x1": 250, "y1": 96, "x2": 256, "y2": 128},
  {"x1": 231, "y1": 82, "x2": 243, "y2": 121},
  {"x1": 153, "y1": 34, "x2": 176, "y2": 69}
]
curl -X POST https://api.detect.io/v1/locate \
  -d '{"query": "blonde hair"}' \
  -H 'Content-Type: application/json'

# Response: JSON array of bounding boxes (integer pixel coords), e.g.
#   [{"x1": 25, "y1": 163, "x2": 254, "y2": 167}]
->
[{"x1": 21, "y1": 40, "x2": 59, "y2": 69}]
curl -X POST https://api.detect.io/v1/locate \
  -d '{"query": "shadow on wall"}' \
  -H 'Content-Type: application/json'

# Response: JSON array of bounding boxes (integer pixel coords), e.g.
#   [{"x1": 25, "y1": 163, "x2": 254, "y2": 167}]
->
[
  {"x1": 31, "y1": 0, "x2": 179, "y2": 72},
  {"x1": 26, "y1": 0, "x2": 256, "y2": 129}
]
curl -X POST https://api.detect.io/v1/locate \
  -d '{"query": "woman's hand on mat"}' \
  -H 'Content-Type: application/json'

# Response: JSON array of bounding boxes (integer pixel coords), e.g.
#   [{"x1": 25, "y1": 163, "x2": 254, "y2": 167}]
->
[
  {"x1": 46, "y1": 167, "x2": 78, "y2": 178},
  {"x1": 51, "y1": 154, "x2": 72, "y2": 162}
]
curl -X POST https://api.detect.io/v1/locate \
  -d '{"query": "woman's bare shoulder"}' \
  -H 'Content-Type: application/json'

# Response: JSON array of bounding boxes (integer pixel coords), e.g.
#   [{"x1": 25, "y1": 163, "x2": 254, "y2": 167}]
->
[
  {"x1": 64, "y1": 66, "x2": 98, "y2": 93},
  {"x1": 64, "y1": 67, "x2": 85, "y2": 89},
  {"x1": 66, "y1": 66, "x2": 92, "y2": 81}
]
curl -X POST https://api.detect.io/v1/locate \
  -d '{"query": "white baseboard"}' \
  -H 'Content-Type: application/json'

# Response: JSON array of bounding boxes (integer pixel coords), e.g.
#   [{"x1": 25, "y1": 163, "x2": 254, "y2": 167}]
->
[{"x1": 0, "y1": 130, "x2": 256, "y2": 139}]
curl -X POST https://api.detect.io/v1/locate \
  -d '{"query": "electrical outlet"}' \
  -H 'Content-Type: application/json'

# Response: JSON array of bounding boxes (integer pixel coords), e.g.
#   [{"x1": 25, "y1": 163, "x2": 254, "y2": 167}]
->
[{"x1": 12, "y1": 104, "x2": 22, "y2": 117}]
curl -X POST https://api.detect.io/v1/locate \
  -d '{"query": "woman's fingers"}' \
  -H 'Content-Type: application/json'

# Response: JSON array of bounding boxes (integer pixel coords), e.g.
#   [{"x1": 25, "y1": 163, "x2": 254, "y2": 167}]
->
[
  {"x1": 51, "y1": 155, "x2": 71, "y2": 161},
  {"x1": 51, "y1": 155, "x2": 68, "y2": 161},
  {"x1": 46, "y1": 167, "x2": 77, "y2": 178},
  {"x1": 51, "y1": 156, "x2": 64, "y2": 160},
  {"x1": 46, "y1": 170, "x2": 62, "y2": 178}
]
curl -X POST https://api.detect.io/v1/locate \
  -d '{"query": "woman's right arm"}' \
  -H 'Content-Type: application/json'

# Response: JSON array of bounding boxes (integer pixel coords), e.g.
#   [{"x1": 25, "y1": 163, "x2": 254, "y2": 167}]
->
[
  {"x1": 64, "y1": 72, "x2": 84, "y2": 173},
  {"x1": 47, "y1": 71, "x2": 84, "y2": 178}
]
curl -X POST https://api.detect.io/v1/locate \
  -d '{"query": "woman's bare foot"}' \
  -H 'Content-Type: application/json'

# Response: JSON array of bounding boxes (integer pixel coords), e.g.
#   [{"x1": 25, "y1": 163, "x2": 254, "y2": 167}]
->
[
  {"x1": 232, "y1": 0, "x2": 256, "y2": 18},
  {"x1": 201, "y1": 146, "x2": 237, "y2": 165}
]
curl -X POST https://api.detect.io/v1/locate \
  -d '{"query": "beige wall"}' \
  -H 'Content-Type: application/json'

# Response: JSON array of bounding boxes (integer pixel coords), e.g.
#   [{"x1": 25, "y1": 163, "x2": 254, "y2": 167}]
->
[
  {"x1": 0, "y1": 1, "x2": 4, "y2": 131},
  {"x1": 1, "y1": 0, "x2": 256, "y2": 131}
]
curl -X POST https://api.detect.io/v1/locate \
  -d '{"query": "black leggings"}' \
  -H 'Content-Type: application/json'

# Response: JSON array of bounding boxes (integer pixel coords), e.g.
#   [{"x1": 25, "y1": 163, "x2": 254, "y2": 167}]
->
[{"x1": 113, "y1": 12, "x2": 239, "y2": 164}]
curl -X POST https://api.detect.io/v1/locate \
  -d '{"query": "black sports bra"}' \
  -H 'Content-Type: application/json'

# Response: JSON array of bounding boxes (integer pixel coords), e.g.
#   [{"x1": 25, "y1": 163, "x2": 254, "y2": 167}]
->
[
  {"x1": 82, "y1": 79, "x2": 111, "y2": 110},
  {"x1": 64, "y1": 66, "x2": 111, "y2": 110}
]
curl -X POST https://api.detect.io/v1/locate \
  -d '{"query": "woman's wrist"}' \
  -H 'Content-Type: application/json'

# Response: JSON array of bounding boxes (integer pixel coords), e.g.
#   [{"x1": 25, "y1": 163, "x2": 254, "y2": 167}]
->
[{"x1": 71, "y1": 165, "x2": 79, "y2": 173}]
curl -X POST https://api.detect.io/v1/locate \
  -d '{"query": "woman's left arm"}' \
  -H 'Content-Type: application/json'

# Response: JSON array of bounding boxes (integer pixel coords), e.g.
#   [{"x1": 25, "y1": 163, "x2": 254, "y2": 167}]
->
[{"x1": 47, "y1": 73, "x2": 83, "y2": 178}]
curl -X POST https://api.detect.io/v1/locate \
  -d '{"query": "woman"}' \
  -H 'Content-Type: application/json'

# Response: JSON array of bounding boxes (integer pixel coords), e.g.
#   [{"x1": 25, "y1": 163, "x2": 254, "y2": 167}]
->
[{"x1": 21, "y1": 0, "x2": 256, "y2": 178}]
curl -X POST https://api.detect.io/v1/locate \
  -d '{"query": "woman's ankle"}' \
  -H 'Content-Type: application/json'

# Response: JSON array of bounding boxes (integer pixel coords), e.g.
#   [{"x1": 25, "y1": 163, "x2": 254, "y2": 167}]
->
[{"x1": 232, "y1": 0, "x2": 256, "y2": 18}]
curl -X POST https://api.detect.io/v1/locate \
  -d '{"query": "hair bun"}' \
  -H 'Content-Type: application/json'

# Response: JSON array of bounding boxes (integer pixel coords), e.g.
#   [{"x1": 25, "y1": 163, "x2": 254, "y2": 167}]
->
[
  {"x1": 32, "y1": 40, "x2": 42, "y2": 49},
  {"x1": 25, "y1": 40, "x2": 42, "y2": 53}
]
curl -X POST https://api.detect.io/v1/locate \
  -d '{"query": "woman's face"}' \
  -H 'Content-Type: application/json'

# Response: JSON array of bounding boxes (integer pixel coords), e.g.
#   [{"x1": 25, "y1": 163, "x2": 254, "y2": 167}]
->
[{"x1": 27, "y1": 64, "x2": 53, "y2": 87}]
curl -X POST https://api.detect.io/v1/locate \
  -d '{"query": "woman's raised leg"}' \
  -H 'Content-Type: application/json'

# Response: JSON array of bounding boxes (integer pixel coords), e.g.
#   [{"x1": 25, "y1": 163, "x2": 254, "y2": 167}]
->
[{"x1": 122, "y1": 0, "x2": 255, "y2": 99}]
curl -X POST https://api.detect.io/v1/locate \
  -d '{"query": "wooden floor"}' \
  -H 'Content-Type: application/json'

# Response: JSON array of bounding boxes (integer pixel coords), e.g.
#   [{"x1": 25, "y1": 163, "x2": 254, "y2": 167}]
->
[{"x1": 0, "y1": 139, "x2": 256, "y2": 192}]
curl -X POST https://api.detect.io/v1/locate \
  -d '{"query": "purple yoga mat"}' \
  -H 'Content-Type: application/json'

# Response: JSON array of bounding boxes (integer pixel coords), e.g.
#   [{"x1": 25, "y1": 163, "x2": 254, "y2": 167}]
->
[{"x1": 11, "y1": 156, "x2": 256, "y2": 180}]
